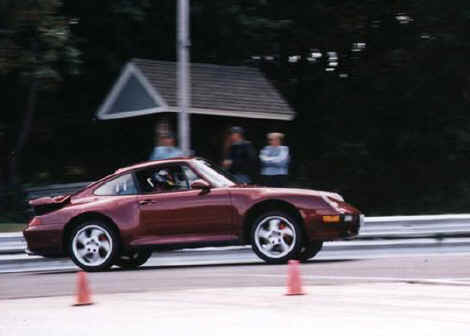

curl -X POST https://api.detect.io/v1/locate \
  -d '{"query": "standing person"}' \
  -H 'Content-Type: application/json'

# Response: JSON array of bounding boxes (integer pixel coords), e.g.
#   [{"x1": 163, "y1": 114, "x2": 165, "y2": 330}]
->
[
  {"x1": 259, "y1": 132, "x2": 289, "y2": 187},
  {"x1": 223, "y1": 126, "x2": 257, "y2": 184},
  {"x1": 149, "y1": 132, "x2": 184, "y2": 161}
]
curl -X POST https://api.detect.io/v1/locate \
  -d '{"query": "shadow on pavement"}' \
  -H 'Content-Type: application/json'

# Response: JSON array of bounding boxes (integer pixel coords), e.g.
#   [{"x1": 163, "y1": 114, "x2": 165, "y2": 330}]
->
[{"x1": 28, "y1": 259, "x2": 357, "y2": 276}]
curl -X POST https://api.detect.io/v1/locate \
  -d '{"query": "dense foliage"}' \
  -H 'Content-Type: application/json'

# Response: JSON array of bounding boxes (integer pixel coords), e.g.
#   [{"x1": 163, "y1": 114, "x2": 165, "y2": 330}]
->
[{"x1": 2, "y1": 0, "x2": 470, "y2": 216}]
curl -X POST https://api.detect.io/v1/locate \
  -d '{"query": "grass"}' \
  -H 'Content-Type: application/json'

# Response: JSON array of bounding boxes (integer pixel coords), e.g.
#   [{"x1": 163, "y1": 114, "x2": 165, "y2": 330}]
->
[{"x1": 0, "y1": 223, "x2": 27, "y2": 233}]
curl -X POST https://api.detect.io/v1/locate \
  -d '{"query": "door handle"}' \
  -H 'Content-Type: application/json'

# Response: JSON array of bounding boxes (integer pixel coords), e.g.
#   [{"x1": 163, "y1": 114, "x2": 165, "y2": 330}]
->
[{"x1": 139, "y1": 199, "x2": 154, "y2": 206}]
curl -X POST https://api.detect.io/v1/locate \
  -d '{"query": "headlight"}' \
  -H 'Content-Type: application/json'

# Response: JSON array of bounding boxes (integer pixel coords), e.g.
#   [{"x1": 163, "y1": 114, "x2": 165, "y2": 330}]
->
[
  {"x1": 332, "y1": 193, "x2": 344, "y2": 202},
  {"x1": 344, "y1": 215, "x2": 353, "y2": 222},
  {"x1": 322, "y1": 196, "x2": 344, "y2": 212}
]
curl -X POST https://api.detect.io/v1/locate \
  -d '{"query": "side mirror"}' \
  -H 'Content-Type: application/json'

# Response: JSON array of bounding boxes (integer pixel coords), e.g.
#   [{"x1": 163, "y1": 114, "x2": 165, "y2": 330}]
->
[{"x1": 190, "y1": 179, "x2": 211, "y2": 191}]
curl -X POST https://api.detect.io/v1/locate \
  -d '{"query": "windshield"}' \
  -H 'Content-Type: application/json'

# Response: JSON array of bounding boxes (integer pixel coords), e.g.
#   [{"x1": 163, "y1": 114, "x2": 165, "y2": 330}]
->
[{"x1": 192, "y1": 159, "x2": 236, "y2": 188}]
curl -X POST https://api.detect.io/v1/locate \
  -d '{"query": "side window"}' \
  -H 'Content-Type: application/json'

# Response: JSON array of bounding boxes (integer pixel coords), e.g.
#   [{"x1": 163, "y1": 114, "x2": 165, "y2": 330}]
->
[
  {"x1": 94, "y1": 174, "x2": 137, "y2": 196},
  {"x1": 182, "y1": 165, "x2": 200, "y2": 186},
  {"x1": 135, "y1": 165, "x2": 190, "y2": 194}
]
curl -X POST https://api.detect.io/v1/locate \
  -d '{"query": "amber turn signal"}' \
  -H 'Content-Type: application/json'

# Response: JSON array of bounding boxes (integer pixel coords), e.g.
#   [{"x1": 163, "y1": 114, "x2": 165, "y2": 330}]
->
[{"x1": 322, "y1": 215, "x2": 340, "y2": 223}]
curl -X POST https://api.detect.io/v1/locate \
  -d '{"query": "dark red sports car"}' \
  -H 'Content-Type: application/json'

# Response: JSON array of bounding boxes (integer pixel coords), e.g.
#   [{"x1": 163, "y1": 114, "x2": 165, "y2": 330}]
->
[{"x1": 23, "y1": 158, "x2": 363, "y2": 271}]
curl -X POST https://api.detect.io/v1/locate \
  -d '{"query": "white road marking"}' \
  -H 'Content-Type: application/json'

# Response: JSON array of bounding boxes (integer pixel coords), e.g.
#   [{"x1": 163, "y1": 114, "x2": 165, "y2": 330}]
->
[{"x1": 208, "y1": 272, "x2": 470, "y2": 285}]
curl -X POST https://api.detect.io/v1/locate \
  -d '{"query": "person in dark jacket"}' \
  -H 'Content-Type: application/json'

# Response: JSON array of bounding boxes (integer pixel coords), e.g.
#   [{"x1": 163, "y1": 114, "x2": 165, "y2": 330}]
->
[{"x1": 223, "y1": 126, "x2": 257, "y2": 184}]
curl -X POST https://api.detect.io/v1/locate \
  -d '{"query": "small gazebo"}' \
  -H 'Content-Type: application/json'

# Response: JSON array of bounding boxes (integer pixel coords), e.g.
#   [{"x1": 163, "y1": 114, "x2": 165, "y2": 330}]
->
[{"x1": 96, "y1": 58, "x2": 295, "y2": 161}]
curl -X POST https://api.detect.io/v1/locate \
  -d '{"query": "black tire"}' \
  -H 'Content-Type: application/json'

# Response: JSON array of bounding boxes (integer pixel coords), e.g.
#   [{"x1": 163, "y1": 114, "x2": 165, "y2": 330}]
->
[
  {"x1": 115, "y1": 250, "x2": 152, "y2": 269},
  {"x1": 297, "y1": 241, "x2": 323, "y2": 262},
  {"x1": 250, "y1": 211, "x2": 303, "y2": 264},
  {"x1": 68, "y1": 220, "x2": 119, "y2": 272}
]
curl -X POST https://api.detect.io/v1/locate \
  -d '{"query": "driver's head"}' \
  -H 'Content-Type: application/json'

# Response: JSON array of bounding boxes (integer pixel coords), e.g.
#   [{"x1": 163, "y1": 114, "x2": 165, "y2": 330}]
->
[
  {"x1": 154, "y1": 169, "x2": 168, "y2": 182},
  {"x1": 153, "y1": 169, "x2": 174, "y2": 188}
]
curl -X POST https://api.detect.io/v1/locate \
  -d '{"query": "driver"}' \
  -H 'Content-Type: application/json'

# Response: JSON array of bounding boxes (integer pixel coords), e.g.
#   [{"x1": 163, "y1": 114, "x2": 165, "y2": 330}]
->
[{"x1": 149, "y1": 169, "x2": 175, "y2": 191}]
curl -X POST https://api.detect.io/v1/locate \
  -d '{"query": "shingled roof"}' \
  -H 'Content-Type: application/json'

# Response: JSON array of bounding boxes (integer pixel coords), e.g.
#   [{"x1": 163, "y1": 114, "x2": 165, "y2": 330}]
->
[{"x1": 97, "y1": 58, "x2": 295, "y2": 121}]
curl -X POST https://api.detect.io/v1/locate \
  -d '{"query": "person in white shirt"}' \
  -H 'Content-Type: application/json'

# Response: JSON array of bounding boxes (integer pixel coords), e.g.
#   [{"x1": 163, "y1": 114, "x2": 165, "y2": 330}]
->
[{"x1": 259, "y1": 132, "x2": 289, "y2": 187}]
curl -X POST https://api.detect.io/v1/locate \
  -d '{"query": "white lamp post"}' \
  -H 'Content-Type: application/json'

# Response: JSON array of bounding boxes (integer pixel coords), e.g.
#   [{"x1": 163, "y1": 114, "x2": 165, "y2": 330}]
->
[{"x1": 177, "y1": 0, "x2": 191, "y2": 155}]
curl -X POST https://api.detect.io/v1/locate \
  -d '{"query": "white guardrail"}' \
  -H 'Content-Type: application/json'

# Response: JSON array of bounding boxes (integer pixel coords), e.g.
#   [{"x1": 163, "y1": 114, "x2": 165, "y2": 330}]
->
[
  {"x1": 361, "y1": 214, "x2": 470, "y2": 238},
  {"x1": 2, "y1": 214, "x2": 470, "y2": 255}
]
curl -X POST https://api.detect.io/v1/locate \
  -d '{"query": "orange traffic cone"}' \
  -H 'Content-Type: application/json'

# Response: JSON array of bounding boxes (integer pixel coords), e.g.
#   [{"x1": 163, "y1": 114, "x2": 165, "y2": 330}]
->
[
  {"x1": 286, "y1": 260, "x2": 305, "y2": 295},
  {"x1": 73, "y1": 271, "x2": 93, "y2": 306}
]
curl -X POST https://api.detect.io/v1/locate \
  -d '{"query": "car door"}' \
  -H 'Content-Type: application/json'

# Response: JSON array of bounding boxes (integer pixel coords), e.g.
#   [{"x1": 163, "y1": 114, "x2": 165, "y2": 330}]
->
[{"x1": 134, "y1": 163, "x2": 234, "y2": 244}]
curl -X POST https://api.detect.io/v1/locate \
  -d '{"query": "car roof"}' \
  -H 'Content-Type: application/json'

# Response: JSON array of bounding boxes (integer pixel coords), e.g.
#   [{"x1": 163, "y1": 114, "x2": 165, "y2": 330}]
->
[{"x1": 114, "y1": 157, "x2": 194, "y2": 175}]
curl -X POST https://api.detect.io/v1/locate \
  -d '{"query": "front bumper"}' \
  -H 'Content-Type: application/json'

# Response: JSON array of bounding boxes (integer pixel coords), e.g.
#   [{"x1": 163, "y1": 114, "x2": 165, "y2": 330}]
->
[{"x1": 304, "y1": 213, "x2": 363, "y2": 241}]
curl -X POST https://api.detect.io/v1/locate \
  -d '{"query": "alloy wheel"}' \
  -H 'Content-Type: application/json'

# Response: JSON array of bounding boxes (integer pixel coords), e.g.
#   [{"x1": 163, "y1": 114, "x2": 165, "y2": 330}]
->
[
  {"x1": 72, "y1": 224, "x2": 113, "y2": 267},
  {"x1": 254, "y1": 216, "x2": 296, "y2": 259}
]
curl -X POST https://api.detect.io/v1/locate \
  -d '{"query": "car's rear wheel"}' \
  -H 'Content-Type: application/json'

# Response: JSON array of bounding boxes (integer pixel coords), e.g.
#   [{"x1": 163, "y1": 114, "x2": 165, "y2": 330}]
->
[
  {"x1": 251, "y1": 211, "x2": 303, "y2": 264},
  {"x1": 69, "y1": 221, "x2": 118, "y2": 272},
  {"x1": 115, "y1": 250, "x2": 152, "y2": 269},
  {"x1": 297, "y1": 241, "x2": 323, "y2": 262}
]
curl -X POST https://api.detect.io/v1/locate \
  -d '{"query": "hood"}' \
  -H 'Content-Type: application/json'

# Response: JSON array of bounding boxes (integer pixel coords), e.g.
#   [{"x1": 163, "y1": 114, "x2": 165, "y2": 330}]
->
[
  {"x1": 230, "y1": 185, "x2": 344, "y2": 202},
  {"x1": 267, "y1": 187, "x2": 344, "y2": 202}
]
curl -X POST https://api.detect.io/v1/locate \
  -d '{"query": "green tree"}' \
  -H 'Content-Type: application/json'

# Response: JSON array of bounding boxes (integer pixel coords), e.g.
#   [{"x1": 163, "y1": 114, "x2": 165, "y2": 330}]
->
[
  {"x1": 3, "y1": 0, "x2": 470, "y2": 215},
  {"x1": 0, "y1": 0, "x2": 80, "y2": 216}
]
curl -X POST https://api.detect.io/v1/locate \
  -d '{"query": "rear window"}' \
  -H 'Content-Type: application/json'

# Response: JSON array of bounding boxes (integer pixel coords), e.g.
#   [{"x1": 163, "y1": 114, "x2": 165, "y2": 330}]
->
[{"x1": 94, "y1": 174, "x2": 137, "y2": 196}]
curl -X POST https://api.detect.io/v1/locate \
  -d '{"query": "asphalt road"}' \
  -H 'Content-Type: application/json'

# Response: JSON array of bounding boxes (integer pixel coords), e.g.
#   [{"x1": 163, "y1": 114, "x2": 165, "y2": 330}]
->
[{"x1": 2, "y1": 255, "x2": 470, "y2": 300}]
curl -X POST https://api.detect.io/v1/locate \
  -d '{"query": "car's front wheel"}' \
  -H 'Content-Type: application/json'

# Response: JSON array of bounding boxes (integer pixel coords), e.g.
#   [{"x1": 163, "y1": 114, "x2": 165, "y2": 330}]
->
[
  {"x1": 115, "y1": 250, "x2": 152, "y2": 269},
  {"x1": 69, "y1": 221, "x2": 118, "y2": 272},
  {"x1": 251, "y1": 211, "x2": 303, "y2": 264},
  {"x1": 297, "y1": 241, "x2": 323, "y2": 262}
]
